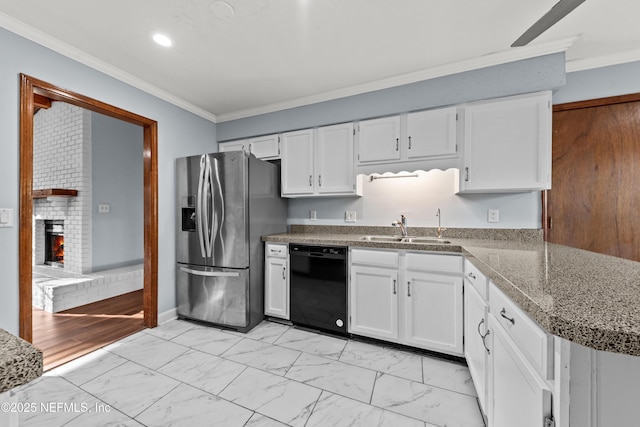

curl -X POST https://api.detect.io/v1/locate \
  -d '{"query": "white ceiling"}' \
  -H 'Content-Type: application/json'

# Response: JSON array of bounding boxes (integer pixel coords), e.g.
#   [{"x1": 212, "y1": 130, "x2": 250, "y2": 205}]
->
[{"x1": 1, "y1": 0, "x2": 639, "y2": 122}]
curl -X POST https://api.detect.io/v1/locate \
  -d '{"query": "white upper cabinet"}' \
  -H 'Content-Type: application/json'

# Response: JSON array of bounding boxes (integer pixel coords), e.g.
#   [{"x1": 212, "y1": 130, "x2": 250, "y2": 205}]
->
[
  {"x1": 357, "y1": 116, "x2": 402, "y2": 163},
  {"x1": 357, "y1": 107, "x2": 459, "y2": 169},
  {"x1": 247, "y1": 134, "x2": 280, "y2": 159},
  {"x1": 315, "y1": 123, "x2": 358, "y2": 195},
  {"x1": 281, "y1": 129, "x2": 315, "y2": 196},
  {"x1": 218, "y1": 139, "x2": 247, "y2": 153},
  {"x1": 406, "y1": 107, "x2": 458, "y2": 160},
  {"x1": 281, "y1": 124, "x2": 362, "y2": 198},
  {"x1": 219, "y1": 133, "x2": 281, "y2": 160},
  {"x1": 457, "y1": 91, "x2": 552, "y2": 193}
]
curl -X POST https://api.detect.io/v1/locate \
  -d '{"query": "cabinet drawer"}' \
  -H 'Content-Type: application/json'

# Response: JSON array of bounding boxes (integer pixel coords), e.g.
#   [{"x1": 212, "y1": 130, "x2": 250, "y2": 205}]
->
[
  {"x1": 265, "y1": 243, "x2": 288, "y2": 258},
  {"x1": 405, "y1": 252, "x2": 462, "y2": 274},
  {"x1": 464, "y1": 258, "x2": 488, "y2": 300},
  {"x1": 489, "y1": 281, "x2": 553, "y2": 380},
  {"x1": 351, "y1": 249, "x2": 399, "y2": 268}
]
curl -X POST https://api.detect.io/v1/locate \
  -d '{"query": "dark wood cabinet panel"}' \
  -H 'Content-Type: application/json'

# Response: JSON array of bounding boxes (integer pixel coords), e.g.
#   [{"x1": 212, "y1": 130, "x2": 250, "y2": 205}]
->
[{"x1": 546, "y1": 94, "x2": 640, "y2": 262}]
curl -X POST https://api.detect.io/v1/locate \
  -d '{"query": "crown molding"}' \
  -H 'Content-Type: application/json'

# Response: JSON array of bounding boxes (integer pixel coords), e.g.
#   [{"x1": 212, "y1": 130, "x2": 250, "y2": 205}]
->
[
  {"x1": 566, "y1": 48, "x2": 640, "y2": 73},
  {"x1": 0, "y1": 12, "x2": 218, "y2": 123},
  {"x1": 2, "y1": 10, "x2": 584, "y2": 125},
  {"x1": 216, "y1": 37, "x2": 577, "y2": 122}
]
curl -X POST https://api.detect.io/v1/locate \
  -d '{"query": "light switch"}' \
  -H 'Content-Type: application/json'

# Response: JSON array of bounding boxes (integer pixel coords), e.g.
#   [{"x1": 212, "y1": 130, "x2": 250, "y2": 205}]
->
[{"x1": 0, "y1": 208, "x2": 14, "y2": 227}]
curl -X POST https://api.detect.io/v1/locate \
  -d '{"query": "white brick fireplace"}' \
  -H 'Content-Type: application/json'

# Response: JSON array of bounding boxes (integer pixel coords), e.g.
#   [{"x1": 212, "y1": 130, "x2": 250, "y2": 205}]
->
[{"x1": 32, "y1": 102, "x2": 92, "y2": 275}]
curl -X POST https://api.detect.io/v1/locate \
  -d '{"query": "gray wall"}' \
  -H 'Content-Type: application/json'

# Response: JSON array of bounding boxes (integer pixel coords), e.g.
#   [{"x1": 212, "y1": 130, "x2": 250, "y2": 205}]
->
[
  {"x1": 217, "y1": 53, "x2": 566, "y2": 140},
  {"x1": 91, "y1": 112, "x2": 144, "y2": 272},
  {"x1": 0, "y1": 27, "x2": 216, "y2": 334},
  {"x1": 553, "y1": 60, "x2": 640, "y2": 104}
]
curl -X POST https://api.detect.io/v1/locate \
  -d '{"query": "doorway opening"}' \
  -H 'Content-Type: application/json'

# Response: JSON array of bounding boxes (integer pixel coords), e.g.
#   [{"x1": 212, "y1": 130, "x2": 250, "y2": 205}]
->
[{"x1": 19, "y1": 74, "x2": 158, "y2": 369}]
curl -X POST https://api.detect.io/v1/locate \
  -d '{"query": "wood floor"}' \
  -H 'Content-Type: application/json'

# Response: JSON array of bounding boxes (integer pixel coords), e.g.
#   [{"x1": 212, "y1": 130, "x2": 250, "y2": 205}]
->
[{"x1": 32, "y1": 290, "x2": 145, "y2": 371}]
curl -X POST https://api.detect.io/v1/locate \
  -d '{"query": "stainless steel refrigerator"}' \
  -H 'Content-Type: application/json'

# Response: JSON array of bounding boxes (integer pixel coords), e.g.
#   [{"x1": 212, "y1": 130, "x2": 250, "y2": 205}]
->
[{"x1": 176, "y1": 151, "x2": 287, "y2": 332}]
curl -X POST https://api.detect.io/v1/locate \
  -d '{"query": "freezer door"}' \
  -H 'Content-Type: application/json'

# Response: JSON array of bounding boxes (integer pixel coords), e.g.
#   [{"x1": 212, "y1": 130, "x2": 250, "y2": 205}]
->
[
  {"x1": 176, "y1": 152, "x2": 249, "y2": 268},
  {"x1": 176, "y1": 264, "x2": 249, "y2": 328}
]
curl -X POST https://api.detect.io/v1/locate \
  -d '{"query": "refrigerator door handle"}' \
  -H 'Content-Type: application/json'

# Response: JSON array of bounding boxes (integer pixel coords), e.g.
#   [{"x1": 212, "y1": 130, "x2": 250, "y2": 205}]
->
[
  {"x1": 197, "y1": 154, "x2": 208, "y2": 258},
  {"x1": 211, "y1": 157, "x2": 225, "y2": 261},
  {"x1": 179, "y1": 266, "x2": 240, "y2": 277}
]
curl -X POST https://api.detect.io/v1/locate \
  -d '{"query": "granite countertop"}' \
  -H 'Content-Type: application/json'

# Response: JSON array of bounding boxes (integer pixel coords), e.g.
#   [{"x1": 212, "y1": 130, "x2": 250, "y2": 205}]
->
[
  {"x1": 264, "y1": 225, "x2": 640, "y2": 356},
  {"x1": 0, "y1": 329, "x2": 43, "y2": 393}
]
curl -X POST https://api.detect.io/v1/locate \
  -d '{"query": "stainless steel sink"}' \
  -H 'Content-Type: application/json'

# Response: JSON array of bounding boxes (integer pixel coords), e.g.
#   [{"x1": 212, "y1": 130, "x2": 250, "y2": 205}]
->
[
  {"x1": 358, "y1": 235, "x2": 450, "y2": 244},
  {"x1": 358, "y1": 235, "x2": 405, "y2": 242},
  {"x1": 402, "y1": 237, "x2": 451, "y2": 244}
]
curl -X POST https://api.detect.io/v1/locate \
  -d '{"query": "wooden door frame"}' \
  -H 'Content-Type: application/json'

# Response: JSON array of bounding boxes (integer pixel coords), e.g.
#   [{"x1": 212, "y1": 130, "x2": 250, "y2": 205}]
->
[
  {"x1": 542, "y1": 91, "x2": 640, "y2": 241},
  {"x1": 19, "y1": 74, "x2": 158, "y2": 342}
]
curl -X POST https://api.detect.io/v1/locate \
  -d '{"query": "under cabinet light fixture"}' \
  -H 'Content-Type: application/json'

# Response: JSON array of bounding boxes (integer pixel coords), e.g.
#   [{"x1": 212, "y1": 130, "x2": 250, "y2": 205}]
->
[{"x1": 369, "y1": 173, "x2": 419, "y2": 181}]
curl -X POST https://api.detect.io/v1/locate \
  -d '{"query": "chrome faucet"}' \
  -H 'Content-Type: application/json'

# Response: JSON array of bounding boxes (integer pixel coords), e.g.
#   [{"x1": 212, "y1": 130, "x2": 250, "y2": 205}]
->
[
  {"x1": 392, "y1": 214, "x2": 408, "y2": 237},
  {"x1": 436, "y1": 208, "x2": 447, "y2": 239}
]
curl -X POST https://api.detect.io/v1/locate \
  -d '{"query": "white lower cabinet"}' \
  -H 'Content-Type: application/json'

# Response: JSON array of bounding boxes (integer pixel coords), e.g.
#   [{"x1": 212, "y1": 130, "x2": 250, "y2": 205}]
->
[
  {"x1": 403, "y1": 270, "x2": 463, "y2": 354},
  {"x1": 489, "y1": 313, "x2": 552, "y2": 427},
  {"x1": 264, "y1": 243, "x2": 289, "y2": 319},
  {"x1": 349, "y1": 248, "x2": 463, "y2": 356},
  {"x1": 464, "y1": 281, "x2": 489, "y2": 414},
  {"x1": 349, "y1": 264, "x2": 399, "y2": 341}
]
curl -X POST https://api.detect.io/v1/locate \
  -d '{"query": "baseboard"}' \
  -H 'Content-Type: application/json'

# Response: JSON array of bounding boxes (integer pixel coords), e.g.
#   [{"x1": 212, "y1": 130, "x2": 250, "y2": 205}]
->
[{"x1": 158, "y1": 308, "x2": 178, "y2": 325}]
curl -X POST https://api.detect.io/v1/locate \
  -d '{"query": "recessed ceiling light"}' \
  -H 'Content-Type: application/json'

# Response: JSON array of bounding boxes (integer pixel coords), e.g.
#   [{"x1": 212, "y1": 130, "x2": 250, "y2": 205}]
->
[
  {"x1": 211, "y1": 1, "x2": 235, "y2": 20},
  {"x1": 152, "y1": 33, "x2": 172, "y2": 47}
]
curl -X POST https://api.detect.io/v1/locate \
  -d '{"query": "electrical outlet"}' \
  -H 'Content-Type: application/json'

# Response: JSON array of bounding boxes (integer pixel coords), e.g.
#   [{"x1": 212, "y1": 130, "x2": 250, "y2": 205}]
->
[
  {"x1": 98, "y1": 204, "x2": 110, "y2": 213},
  {"x1": 309, "y1": 210, "x2": 316, "y2": 220},
  {"x1": 488, "y1": 209, "x2": 500, "y2": 223},
  {"x1": 345, "y1": 211, "x2": 357, "y2": 222}
]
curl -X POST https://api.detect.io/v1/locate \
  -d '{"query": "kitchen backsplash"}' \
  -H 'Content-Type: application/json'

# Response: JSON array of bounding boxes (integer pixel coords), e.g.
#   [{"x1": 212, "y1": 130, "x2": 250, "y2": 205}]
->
[{"x1": 287, "y1": 169, "x2": 542, "y2": 229}]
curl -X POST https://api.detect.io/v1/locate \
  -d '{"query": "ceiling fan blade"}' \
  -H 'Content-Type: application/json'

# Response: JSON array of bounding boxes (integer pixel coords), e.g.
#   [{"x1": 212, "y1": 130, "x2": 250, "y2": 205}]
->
[{"x1": 511, "y1": 0, "x2": 586, "y2": 47}]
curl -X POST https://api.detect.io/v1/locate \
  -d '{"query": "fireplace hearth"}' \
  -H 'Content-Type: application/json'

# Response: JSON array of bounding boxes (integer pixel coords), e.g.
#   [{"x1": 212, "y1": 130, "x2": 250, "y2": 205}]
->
[{"x1": 44, "y1": 220, "x2": 64, "y2": 268}]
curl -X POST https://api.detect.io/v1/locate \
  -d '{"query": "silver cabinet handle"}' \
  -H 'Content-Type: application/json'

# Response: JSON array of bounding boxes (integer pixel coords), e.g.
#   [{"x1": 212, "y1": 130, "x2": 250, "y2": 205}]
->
[
  {"x1": 395, "y1": 138, "x2": 399, "y2": 151},
  {"x1": 468, "y1": 272, "x2": 476, "y2": 280},
  {"x1": 408, "y1": 136, "x2": 412, "y2": 149},
  {"x1": 465, "y1": 167, "x2": 470, "y2": 182},
  {"x1": 500, "y1": 308, "x2": 515, "y2": 325},
  {"x1": 407, "y1": 281, "x2": 411, "y2": 297},
  {"x1": 309, "y1": 175, "x2": 313, "y2": 186},
  {"x1": 249, "y1": 143, "x2": 253, "y2": 154},
  {"x1": 282, "y1": 266, "x2": 286, "y2": 280},
  {"x1": 392, "y1": 279, "x2": 397, "y2": 295},
  {"x1": 318, "y1": 175, "x2": 322, "y2": 186},
  {"x1": 478, "y1": 318, "x2": 491, "y2": 354}
]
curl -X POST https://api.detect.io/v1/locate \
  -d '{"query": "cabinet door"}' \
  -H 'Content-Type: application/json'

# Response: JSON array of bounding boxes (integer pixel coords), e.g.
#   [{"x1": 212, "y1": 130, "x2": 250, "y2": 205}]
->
[
  {"x1": 349, "y1": 265, "x2": 399, "y2": 341},
  {"x1": 490, "y1": 315, "x2": 552, "y2": 427},
  {"x1": 403, "y1": 271, "x2": 463, "y2": 355},
  {"x1": 281, "y1": 129, "x2": 315, "y2": 196},
  {"x1": 219, "y1": 140, "x2": 247, "y2": 153},
  {"x1": 406, "y1": 107, "x2": 457, "y2": 159},
  {"x1": 357, "y1": 116, "x2": 402, "y2": 163},
  {"x1": 459, "y1": 91, "x2": 551, "y2": 193},
  {"x1": 464, "y1": 282, "x2": 489, "y2": 414},
  {"x1": 316, "y1": 123, "x2": 356, "y2": 195},
  {"x1": 265, "y1": 256, "x2": 288, "y2": 319},
  {"x1": 248, "y1": 134, "x2": 280, "y2": 159}
]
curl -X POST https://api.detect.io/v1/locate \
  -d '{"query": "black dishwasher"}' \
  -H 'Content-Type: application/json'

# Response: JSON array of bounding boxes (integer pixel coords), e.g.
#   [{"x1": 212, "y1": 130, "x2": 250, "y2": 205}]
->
[{"x1": 289, "y1": 244, "x2": 348, "y2": 335}]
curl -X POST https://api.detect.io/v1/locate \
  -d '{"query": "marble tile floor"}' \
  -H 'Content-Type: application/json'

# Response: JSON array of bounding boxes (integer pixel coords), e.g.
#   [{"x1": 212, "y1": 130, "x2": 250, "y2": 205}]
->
[{"x1": 12, "y1": 319, "x2": 485, "y2": 427}]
